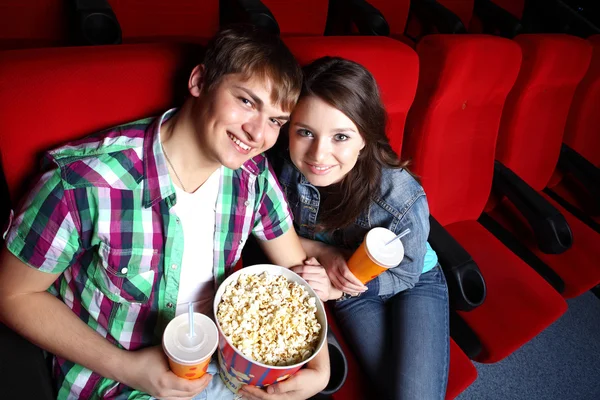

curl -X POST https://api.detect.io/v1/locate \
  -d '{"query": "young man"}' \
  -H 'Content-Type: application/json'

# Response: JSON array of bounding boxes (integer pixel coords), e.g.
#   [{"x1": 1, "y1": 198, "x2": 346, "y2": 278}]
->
[{"x1": 0, "y1": 26, "x2": 331, "y2": 399}]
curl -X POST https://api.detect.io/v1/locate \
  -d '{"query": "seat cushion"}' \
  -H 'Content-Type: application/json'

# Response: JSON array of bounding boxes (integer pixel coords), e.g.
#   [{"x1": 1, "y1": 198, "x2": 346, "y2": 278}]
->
[
  {"x1": 488, "y1": 194, "x2": 600, "y2": 298},
  {"x1": 446, "y1": 220, "x2": 567, "y2": 363},
  {"x1": 446, "y1": 339, "x2": 478, "y2": 399}
]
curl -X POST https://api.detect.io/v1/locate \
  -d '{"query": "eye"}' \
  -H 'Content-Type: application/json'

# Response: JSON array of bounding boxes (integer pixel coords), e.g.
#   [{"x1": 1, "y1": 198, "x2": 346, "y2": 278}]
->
[
  {"x1": 334, "y1": 133, "x2": 349, "y2": 141},
  {"x1": 240, "y1": 97, "x2": 254, "y2": 108},
  {"x1": 270, "y1": 118, "x2": 283, "y2": 127},
  {"x1": 297, "y1": 128, "x2": 314, "y2": 138}
]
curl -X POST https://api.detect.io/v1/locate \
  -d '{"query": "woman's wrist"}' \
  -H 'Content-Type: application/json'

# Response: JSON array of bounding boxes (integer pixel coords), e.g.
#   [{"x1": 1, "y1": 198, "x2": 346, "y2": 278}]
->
[{"x1": 328, "y1": 287, "x2": 344, "y2": 301}]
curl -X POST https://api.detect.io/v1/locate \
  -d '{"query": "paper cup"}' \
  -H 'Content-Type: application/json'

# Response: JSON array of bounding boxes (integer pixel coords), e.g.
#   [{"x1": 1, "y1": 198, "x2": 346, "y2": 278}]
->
[
  {"x1": 162, "y1": 312, "x2": 219, "y2": 380},
  {"x1": 347, "y1": 227, "x2": 405, "y2": 284},
  {"x1": 213, "y1": 264, "x2": 328, "y2": 393}
]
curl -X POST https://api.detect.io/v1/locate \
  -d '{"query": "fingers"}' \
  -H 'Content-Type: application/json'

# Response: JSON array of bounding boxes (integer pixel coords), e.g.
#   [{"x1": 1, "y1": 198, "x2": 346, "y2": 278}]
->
[
  {"x1": 239, "y1": 385, "x2": 271, "y2": 400},
  {"x1": 290, "y1": 265, "x2": 326, "y2": 275},
  {"x1": 265, "y1": 374, "x2": 300, "y2": 394},
  {"x1": 168, "y1": 373, "x2": 213, "y2": 396},
  {"x1": 304, "y1": 256, "x2": 320, "y2": 266}
]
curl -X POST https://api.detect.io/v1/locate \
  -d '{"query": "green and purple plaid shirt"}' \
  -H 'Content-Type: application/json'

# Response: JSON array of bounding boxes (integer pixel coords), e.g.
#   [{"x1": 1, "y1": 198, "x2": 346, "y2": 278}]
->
[{"x1": 5, "y1": 109, "x2": 292, "y2": 399}]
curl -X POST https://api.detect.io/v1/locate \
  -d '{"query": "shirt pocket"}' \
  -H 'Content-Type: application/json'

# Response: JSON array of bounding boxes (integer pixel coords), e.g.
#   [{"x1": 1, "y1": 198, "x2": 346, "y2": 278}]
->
[{"x1": 93, "y1": 242, "x2": 158, "y2": 304}]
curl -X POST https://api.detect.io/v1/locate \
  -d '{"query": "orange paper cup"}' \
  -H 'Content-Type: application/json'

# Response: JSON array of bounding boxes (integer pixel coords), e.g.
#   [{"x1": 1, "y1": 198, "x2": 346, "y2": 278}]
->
[
  {"x1": 163, "y1": 313, "x2": 219, "y2": 380},
  {"x1": 347, "y1": 227, "x2": 404, "y2": 284}
]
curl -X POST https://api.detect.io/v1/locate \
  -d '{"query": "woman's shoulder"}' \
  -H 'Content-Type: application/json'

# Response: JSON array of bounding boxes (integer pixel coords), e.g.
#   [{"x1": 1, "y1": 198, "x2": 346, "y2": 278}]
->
[{"x1": 372, "y1": 167, "x2": 426, "y2": 219}]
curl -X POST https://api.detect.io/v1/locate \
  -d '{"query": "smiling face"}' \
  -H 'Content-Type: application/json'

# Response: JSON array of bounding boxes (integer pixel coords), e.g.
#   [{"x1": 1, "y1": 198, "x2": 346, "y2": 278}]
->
[
  {"x1": 189, "y1": 67, "x2": 290, "y2": 171},
  {"x1": 289, "y1": 95, "x2": 365, "y2": 187}
]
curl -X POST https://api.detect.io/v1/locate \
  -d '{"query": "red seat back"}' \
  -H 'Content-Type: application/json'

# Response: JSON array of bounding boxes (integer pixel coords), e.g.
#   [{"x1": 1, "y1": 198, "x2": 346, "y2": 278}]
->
[
  {"x1": 491, "y1": 0, "x2": 525, "y2": 19},
  {"x1": 495, "y1": 35, "x2": 592, "y2": 191},
  {"x1": 563, "y1": 35, "x2": 600, "y2": 167},
  {"x1": 368, "y1": 0, "x2": 411, "y2": 37},
  {"x1": 108, "y1": 0, "x2": 219, "y2": 42},
  {"x1": 263, "y1": 0, "x2": 329, "y2": 36},
  {"x1": 0, "y1": 43, "x2": 195, "y2": 201},
  {"x1": 285, "y1": 36, "x2": 419, "y2": 155},
  {"x1": 438, "y1": 0, "x2": 474, "y2": 28},
  {"x1": 402, "y1": 35, "x2": 522, "y2": 226},
  {"x1": 0, "y1": 1, "x2": 67, "y2": 50}
]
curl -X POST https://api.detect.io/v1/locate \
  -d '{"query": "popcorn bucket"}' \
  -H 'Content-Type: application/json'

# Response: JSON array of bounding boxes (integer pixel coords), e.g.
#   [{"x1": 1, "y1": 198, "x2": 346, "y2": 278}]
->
[{"x1": 213, "y1": 264, "x2": 328, "y2": 393}]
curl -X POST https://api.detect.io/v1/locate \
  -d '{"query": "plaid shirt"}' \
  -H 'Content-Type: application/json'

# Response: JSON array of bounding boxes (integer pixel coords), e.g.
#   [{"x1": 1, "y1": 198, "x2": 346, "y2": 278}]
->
[{"x1": 5, "y1": 109, "x2": 292, "y2": 399}]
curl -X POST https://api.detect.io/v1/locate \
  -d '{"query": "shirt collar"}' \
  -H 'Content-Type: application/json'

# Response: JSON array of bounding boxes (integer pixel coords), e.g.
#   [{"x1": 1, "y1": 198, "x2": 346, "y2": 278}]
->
[{"x1": 142, "y1": 108, "x2": 178, "y2": 208}]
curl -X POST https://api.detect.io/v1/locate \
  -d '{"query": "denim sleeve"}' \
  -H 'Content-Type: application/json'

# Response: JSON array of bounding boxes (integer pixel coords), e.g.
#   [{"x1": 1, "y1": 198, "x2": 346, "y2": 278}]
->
[{"x1": 388, "y1": 194, "x2": 431, "y2": 292}]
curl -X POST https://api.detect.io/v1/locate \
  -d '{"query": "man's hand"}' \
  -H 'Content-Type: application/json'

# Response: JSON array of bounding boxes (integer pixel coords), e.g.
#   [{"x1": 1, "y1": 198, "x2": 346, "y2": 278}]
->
[
  {"x1": 291, "y1": 257, "x2": 333, "y2": 302},
  {"x1": 239, "y1": 363, "x2": 329, "y2": 400},
  {"x1": 120, "y1": 345, "x2": 212, "y2": 400},
  {"x1": 318, "y1": 248, "x2": 367, "y2": 296}
]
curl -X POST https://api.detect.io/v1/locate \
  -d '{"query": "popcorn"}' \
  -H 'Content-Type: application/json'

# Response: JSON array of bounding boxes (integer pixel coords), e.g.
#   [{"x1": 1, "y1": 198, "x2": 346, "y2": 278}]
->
[{"x1": 216, "y1": 272, "x2": 322, "y2": 366}]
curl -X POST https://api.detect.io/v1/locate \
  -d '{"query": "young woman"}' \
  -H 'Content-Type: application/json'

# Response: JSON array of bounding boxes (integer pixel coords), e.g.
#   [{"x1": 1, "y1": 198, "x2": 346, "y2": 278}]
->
[{"x1": 275, "y1": 57, "x2": 450, "y2": 400}]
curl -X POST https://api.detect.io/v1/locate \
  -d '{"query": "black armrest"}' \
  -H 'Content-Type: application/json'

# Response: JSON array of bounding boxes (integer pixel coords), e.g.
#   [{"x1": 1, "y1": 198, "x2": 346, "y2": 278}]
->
[
  {"x1": 450, "y1": 311, "x2": 482, "y2": 359},
  {"x1": 68, "y1": 0, "x2": 122, "y2": 45},
  {"x1": 313, "y1": 327, "x2": 348, "y2": 397},
  {"x1": 0, "y1": 323, "x2": 54, "y2": 399},
  {"x1": 473, "y1": 0, "x2": 523, "y2": 38},
  {"x1": 493, "y1": 161, "x2": 573, "y2": 254},
  {"x1": 411, "y1": 0, "x2": 467, "y2": 34},
  {"x1": 222, "y1": 0, "x2": 280, "y2": 35},
  {"x1": 556, "y1": 144, "x2": 600, "y2": 203},
  {"x1": 428, "y1": 216, "x2": 486, "y2": 312},
  {"x1": 347, "y1": 0, "x2": 390, "y2": 36}
]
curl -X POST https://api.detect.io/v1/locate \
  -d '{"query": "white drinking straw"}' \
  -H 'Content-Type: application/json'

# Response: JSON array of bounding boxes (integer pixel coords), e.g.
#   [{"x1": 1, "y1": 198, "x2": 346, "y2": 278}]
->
[
  {"x1": 188, "y1": 302, "x2": 195, "y2": 338},
  {"x1": 385, "y1": 228, "x2": 411, "y2": 246}
]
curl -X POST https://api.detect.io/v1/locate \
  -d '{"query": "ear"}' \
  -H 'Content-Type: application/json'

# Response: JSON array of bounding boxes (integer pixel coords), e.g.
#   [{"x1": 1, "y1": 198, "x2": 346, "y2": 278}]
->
[{"x1": 188, "y1": 64, "x2": 206, "y2": 97}]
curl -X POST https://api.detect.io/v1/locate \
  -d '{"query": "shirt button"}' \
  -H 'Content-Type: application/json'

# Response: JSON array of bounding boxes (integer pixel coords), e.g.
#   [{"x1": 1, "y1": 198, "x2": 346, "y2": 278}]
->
[
  {"x1": 244, "y1": 200, "x2": 250, "y2": 206},
  {"x1": 120, "y1": 267, "x2": 128, "y2": 274},
  {"x1": 167, "y1": 302, "x2": 174, "y2": 308},
  {"x1": 171, "y1": 264, "x2": 177, "y2": 270},
  {"x1": 239, "y1": 239, "x2": 244, "y2": 244},
  {"x1": 176, "y1": 218, "x2": 181, "y2": 224}
]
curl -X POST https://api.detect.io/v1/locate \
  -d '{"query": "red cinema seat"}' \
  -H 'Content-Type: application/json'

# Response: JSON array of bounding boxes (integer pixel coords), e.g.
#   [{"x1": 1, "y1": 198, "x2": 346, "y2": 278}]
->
[
  {"x1": 489, "y1": 34, "x2": 600, "y2": 299},
  {"x1": 0, "y1": 1, "x2": 68, "y2": 50},
  {"x1": 546, "y1": 35, "x2": 600, "y2": 224},
  {"x1": 403, "y1": 35, "x2": 568, "y2": 363},
  {"x1": 285, "y1": 35, "x2": 477, "y2": 398},
  {"x1": 108, "y1": 0, "x2": 219, "y2": 43},
  {"x1": 0, "y1": 43, "x2": 194, "y2": 202},
  {"x1": 262, "y1": 0, "x2": 330, "y2": 36}
]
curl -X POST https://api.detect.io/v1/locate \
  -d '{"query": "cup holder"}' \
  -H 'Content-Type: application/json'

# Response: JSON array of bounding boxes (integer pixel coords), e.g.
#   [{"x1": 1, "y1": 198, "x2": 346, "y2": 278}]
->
[{"x1": 82, "y1": 12, "x2": 122, "y2": 45}]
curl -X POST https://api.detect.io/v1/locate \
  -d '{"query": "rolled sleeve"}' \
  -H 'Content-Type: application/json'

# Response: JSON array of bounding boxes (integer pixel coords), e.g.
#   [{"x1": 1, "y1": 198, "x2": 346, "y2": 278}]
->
[
  {"x1": 252, "y1": 160, "x2": 293, "y2": 241},
  {"x1": 5, "y1": 166, "x2": 81, "y2": 274}
]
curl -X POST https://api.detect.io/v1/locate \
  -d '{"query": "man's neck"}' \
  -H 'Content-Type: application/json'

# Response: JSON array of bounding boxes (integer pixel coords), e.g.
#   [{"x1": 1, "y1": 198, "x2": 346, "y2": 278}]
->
[{"x1": 160, "y1": 104, "x2": 220, "y2": 192}]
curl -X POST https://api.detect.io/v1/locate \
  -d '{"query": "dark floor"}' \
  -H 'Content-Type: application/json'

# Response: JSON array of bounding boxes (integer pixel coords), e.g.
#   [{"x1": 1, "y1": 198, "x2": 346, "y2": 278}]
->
[{"x1": 458, "y1": 291, "x2": 600, "y2": 400}]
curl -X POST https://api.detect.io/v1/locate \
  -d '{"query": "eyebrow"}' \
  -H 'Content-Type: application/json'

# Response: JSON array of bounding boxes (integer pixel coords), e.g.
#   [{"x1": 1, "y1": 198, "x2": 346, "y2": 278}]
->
[
  {"x1": 234, "y1": 85, "x2": 289, "y2": 121},
  {"x1": 294, "y1": 122, "x2": 356, "y2": 134}
]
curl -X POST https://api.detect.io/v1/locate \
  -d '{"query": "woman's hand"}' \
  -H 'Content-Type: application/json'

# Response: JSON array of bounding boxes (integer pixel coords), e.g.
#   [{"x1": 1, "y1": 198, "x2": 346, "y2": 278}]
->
[
  {"x1": 318, "y1": 248, "x2": 368, "y2": 296},
  {"x1": 291, "y1": 257, "x2": 332, "y2": 302}
]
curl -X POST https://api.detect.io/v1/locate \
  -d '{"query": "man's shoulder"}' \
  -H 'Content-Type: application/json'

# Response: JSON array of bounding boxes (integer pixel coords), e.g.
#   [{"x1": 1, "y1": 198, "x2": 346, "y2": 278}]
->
[{"x1": 47, "y1": 117, "x2": 154, "y2": 190}]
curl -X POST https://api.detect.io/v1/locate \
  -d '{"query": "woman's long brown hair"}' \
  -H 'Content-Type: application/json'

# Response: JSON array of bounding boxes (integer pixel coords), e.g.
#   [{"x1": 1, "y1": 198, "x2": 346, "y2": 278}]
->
[{"x1": 300, "y1": 57, "x2": 409, "y2": 231}]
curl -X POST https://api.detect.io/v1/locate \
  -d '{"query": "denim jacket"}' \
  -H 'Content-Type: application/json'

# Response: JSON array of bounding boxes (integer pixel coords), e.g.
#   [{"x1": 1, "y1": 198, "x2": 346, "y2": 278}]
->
[{"x1": 276, "y1": 156, "x2": 436, "y2": 297}]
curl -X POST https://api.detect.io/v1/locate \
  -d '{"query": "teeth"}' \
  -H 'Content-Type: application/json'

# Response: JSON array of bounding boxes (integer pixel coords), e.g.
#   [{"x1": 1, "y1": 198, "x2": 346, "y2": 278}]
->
[
  {"x1": 228, "y1": 134, "x2": 251, "y2": 151},
  {"x1": 313, "y1": 166, "x2": 330, "y2": 171}
]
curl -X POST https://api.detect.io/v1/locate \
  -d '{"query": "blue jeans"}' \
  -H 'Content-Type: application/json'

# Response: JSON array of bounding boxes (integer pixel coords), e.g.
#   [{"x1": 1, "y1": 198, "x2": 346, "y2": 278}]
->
[{"x1": 333, "y1": 265, "x2": 450, "y2": 400}]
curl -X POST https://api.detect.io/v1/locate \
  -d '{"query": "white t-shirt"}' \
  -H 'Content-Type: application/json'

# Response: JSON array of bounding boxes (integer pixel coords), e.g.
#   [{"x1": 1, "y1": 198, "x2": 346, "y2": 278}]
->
[{"x1": 173, "y1": 168, "x2": 221, "y2": 317}]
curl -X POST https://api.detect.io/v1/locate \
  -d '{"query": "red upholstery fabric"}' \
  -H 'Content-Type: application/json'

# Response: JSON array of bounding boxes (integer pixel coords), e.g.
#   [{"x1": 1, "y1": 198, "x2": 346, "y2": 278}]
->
[
  {"x1": 403, "y1": 35, "x2": 522, "y2": 226},
  {"x1": 438, "y1": 0, "x2": 474, "y2": 28},
  {"x1": 488, "y1": 194, "x2": 600, "y2": 298},
  {"x1": 563, "y1": 35, "x2": 600, "y2": 167},
  {"x1": 108, "y1": 0, "x2": 219, "y2": 42},
  {"x1": 446, "y1": 339, "x2": 477, "y2": 399},
  {"x1": 0, "y1": 1, "x2": 67, "y2": 50},
  {"x1": 285, "y1": 36, "x2": 419, "y2": 155},
  {"x1": 368, "y1": 0, "x2": 411, "y2": 37},
  {"x1": 495, "y1": 35, "x2": 593, "y2": 191},
  {"x1": 262, "y1": 0, "x2": 329, "y2": 36},
  {"x1": 491, "y1": 0, "x2": 525, "y2": 19},
  {"x1": 0, "y1": 43, "x2": 194, "y2": 201},
  {"x1": 447, "y1": 221, "x2": 568, "y2": 362}
]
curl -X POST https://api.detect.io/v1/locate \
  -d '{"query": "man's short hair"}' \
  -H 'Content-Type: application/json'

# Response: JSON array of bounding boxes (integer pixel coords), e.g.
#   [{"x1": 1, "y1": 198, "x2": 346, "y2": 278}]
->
[{"x1": 202, "y1": 24, "x2": 302, "y2": 113}]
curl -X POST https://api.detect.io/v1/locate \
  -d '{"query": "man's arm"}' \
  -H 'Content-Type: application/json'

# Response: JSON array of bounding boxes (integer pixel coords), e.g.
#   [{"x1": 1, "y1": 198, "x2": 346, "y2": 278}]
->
[
  {"x1": 0, "y1": 249, "x2": 210, "y2": 398},
  {"x1": 257, "y1": 228, "x2": 307, "y2": 267}
]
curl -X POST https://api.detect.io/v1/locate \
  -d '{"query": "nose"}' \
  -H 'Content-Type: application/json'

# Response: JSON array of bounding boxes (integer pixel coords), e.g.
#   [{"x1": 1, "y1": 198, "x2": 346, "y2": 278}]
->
[
  {"x1": 242, "y1": 115, "x2": 266, "y2": 144},
  {"x1": 308, "y1": 137, "x2": 329, "y2": 162}
]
